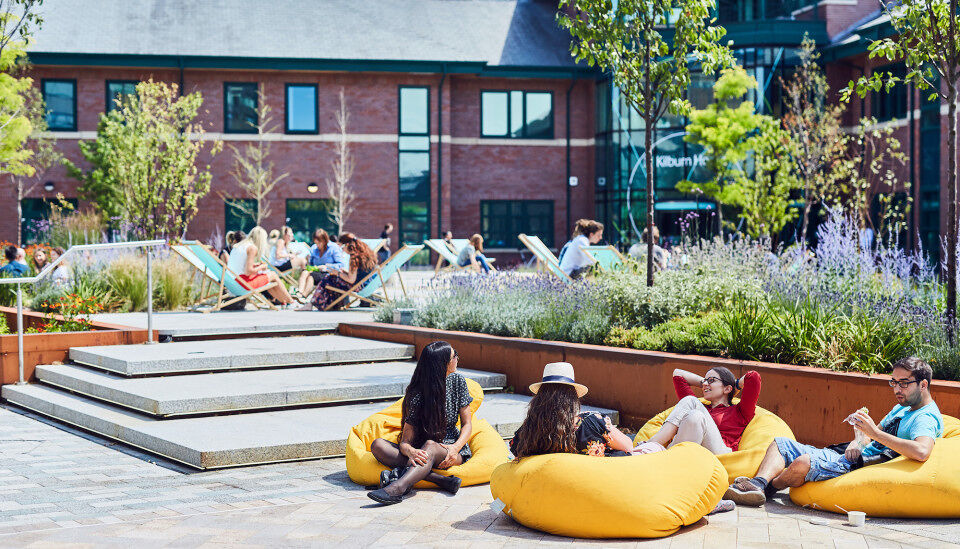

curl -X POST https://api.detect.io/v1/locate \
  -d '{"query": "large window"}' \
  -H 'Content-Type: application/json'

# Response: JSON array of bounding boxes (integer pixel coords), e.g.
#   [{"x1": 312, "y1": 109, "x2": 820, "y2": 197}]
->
[
  {"x1": 398, "y1": 86, "x2": 431, "y2": 249},
  {"x1": 480, "y1": 90, "x2": 553, "y2": 139},
  {"x1": 285, "y1": 84, "x2": 318, "y2": 134},
  {"x1": 21, "y1": 197, "x2": 79, "y2": 244},
  {"x1": 224, "y1": 199, "x2": 258, "y2": 234},
  {"x1": 106, "y1": 80, "x2": 138, "y2": 113},
  {"x1": 224, "y1": 83, "x2": 258, "y2": 133},
  {"x1": 872, "y1": 64, "x2": 908, "y2": 122},
  {"x1": 42, "y1": 79, "x2": 76, "y2": 131},
  {"x1": 481, "y1": 200, "x2": 554, "y2": 249},
  {"x1": 285, "y1": 198, "x2": 336, "y2": 242}
]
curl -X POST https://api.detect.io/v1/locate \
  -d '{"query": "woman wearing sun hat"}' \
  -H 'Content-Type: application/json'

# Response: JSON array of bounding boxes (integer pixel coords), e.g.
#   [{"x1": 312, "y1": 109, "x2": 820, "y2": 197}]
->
[{"x1": 510, "y1": 362, "x2": 635, "y2": 458}]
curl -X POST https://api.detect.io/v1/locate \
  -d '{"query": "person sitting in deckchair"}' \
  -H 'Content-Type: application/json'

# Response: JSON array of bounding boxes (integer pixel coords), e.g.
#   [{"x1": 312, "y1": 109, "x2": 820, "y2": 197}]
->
[
  {"x1": 227, "y1": 227, "x2": 295, "y2": 307},
  {"x1": 558, "y1": 219, "x2": 603, "y2": 279},
  {"x1": 299, "y1": 233, "x2": 377, "y2": 311}
]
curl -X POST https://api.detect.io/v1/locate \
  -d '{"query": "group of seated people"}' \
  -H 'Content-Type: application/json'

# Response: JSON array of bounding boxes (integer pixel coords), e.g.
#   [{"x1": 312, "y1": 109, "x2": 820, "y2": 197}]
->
[
  {"x1": 0, "y1": 244, "x2": 71, "y2": 284},
  {"x1": 367, "y1": 345, "x2": 943, "y2": 513}
]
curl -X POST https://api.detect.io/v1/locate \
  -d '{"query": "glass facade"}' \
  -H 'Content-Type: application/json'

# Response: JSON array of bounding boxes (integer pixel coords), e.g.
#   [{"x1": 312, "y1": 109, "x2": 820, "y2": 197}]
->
[
  {"x1": 286, "y1": 198, "x2": 336, "y2": 242},
  {"x1": 919, "y1": 76, "x2": 941, "y2": 260},
  {"x1": 594, "y1": 46, "x2": 800, "y2": 245},
  {"x1": 717, "y1": 0, "x2": 818, "y2": 22},
  {"x1": 285, "y1": 84, "x2": 318, "y2": 134},
  {"x1": 480, "y1": 90, "x2": 553, "y2": 139},
  {"x1": 481, "y1": 200, "x2": 554, "y2": 249},
  {"x1": 224, "y1": 83, "x2": 259, "y2": 133},
  {"x1": 106, "y1": 80, "x2": 137, "y2": 113},
  {"x1": 398, "y1": 86, "x2": 431, "y2": 255},
  {"x1": 42, "y1": 79, "x2": 76, "y2": 131},
  {"x1": 224, "y1": 199, "x2": 258, "y2": 234}
]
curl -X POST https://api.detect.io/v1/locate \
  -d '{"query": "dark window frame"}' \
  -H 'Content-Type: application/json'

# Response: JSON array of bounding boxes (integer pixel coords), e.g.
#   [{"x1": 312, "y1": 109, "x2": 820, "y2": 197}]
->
[
  {"x1": 105, "y1": 79, "x2": 138, "y2": 113},
  {"x1": 41, "y1": 78, "x2": 77, "y2": 131},
  {"x1": 397, "y1": 85, "x2": 432, "y2": 248},
  {"x1": 223, "y1": 82, "x2": 259, "y2": 134},
  {"x1": 480, "y1": 199, "x2": 555, "y2": 249},
  {"x1": 285, "y1": 198, "x2": 337, "y2": 241},
  {"x1": 284, "y1": 83, "x2": 319, "y2": 135},
  {"x1": 871, "y1": 63, "x2": 908, "y2": 122},
  {"x1": 479, "y1": 89, "x2": 554, "y2": 139}
]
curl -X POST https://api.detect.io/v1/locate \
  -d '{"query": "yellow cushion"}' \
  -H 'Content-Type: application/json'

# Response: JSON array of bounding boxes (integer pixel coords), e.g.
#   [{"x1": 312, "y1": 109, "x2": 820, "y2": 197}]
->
[
  {"x1": 789, "y1": 415, "x2": 960, "y2": 518},
  {"x1": 345, "y1": 378, "x2": 509, "y2": 488},
  {"x1": 489, "y1": 442, "x2": 727, "y2": 539},
  {"x1": 634, "y1": 401, "x2": 796, "y2": 484}
]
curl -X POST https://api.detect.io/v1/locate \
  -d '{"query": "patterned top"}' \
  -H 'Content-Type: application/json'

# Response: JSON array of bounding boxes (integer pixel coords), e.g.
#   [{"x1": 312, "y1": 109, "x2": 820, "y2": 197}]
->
[
  {"x1": 402, "y1": 372, "x2": 474, "y2": 451},
  {"x1": 510, "y1": 411, "x2": 629, "y2": 457}
]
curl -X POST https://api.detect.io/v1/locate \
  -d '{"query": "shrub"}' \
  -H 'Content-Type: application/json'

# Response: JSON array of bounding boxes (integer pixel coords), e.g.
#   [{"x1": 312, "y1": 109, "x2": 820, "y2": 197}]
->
[
  {"x1": 0, "y1": 312, "x2": 8, "y2": 334},
  {"x1": 105, "y1": 254, "x2": 196, "y2": 312},
  {"x1": 605, "y1": 313, "x2": 725, "y2": 355},
  {"x1": 105, "y1": 255, "x2": 149, "y2": 312},
  {"x1": 155, "y1": 256, "x2": 196, "y2": 310}
]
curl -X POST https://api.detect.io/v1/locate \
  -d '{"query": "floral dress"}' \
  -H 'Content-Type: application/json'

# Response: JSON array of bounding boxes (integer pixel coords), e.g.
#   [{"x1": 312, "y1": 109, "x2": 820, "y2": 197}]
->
[
  {"x1": 510, "y1": 411, "x2": 629, "y2": 457},
  {"x1": 401, "y1": 372, "x2": 474, "y2": 461}
]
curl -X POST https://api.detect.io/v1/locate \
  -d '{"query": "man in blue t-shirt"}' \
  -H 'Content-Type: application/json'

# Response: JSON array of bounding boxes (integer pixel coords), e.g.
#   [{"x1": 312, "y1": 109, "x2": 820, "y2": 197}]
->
[
  {"x1": 726, "y1": 356, "x2": 943, "y2": 506},
  {"x1": 0, "y1": 246, "x2": 29, "y2": 277}
]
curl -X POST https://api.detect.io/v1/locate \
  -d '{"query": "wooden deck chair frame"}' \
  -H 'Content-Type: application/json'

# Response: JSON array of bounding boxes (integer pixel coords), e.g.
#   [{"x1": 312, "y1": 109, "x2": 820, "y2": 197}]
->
[
  {"x1": 582, "y1": 245, "x2": 627, "y2": 272},
  {"x1": 260, "y1": 254, "x2": 298, "y2": 287},
  {"x1": 322, "y1": 244, "x2": 424, "y2": 311},
  {"x1": 425, "y1": 239, "x2": 469, "y2": 275},
  {"x1": 173, "y1": 242, "x2": 281, "y2": 313},
  {"x1": 518, "y1": 233, "x2": 572, "y2": 282}
]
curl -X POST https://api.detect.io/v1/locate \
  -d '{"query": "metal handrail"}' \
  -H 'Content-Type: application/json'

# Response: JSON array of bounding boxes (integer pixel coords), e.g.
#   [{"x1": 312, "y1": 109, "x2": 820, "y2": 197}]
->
[{"x1": 0, "y1": 239, "x2": 167, "y2": 384}]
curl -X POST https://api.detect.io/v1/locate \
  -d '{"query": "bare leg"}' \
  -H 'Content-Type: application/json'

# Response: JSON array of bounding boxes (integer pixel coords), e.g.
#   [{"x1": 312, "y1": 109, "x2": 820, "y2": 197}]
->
[
  {"x1": 771, "y1": 454, "x2": 810, "y2": 490},
  {"x1": 754, "y1": 440, "x2": 788, "y2": 482},
  {"x1": 264, "y1": 272, "x2": 294, "y2": 304}
]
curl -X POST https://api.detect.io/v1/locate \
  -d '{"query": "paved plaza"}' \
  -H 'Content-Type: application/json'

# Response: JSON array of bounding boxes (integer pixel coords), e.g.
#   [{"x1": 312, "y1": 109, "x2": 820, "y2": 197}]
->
[{"x1": 1, "y1": 404, "x2": 958, "y2": 548}]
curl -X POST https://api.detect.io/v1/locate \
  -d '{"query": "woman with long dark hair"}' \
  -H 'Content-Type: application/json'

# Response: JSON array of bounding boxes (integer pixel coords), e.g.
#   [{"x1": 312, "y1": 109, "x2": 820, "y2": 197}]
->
[
  {"x1": 368, "y1": 341, "x2": 473, "y2": 505},
  {"x1": 510, "y1": 362, "x2": 634, "y2": 459},
  {"x1": 299, "y1": 233, "x2": 376, "y2": 310}
]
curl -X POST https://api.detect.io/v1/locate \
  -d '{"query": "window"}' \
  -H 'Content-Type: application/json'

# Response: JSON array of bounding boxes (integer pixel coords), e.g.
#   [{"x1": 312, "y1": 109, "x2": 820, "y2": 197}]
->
[
  {"x1": 106, "y1": 80, "x2": 137, "y2": 113},
  {"x1": 41, "y1": 79, "x2": 76, "y2": 131},
  {"x1": 21, "y1": 197, "x2": 79, "y2": 244},
  {"x1": 285, "y1": 84, "x2": 318, "y2": 134},
  {"x1": 224, "y1": 199, "x2": 258, "y2": 234},
  {"x1": 285, "y1": 199, "x2": 336, "y2": 242},
  {"x1": 224, "y1": 83, "x2": 258, "y2": 133},
  {"x1": 872, "y1": 64, "x2": 908, "y2": 122},
  {"x1": 398, "y1": 86, "x2": 431, "y2": 253},
  {"x1": 480, "y1": 90, "x2": 553, "y2": 139},
  {"x1": 480, "y1": 200, "x2": 554, "y2": 249}
]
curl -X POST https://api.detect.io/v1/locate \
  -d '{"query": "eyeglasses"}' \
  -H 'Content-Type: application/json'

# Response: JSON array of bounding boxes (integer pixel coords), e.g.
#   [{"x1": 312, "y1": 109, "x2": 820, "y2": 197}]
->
[
  {"x1": 702, "y1": 377, "x2": 721, "y2": 385},
  {"x1": 888, "y1": 378, "x2": 919, "y2": 389}
]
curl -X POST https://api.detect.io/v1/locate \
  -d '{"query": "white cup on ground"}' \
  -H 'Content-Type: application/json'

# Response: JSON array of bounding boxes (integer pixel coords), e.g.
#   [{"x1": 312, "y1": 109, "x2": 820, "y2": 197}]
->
[{"x1": 847, "y1": 511, "x2": 866, "y2": 527}]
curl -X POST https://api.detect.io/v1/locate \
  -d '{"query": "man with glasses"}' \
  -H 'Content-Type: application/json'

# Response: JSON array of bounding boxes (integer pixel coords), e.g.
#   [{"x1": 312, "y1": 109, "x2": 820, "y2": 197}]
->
[{"x1": 725, "y1": 356, "x2": 943, "y2": 506}]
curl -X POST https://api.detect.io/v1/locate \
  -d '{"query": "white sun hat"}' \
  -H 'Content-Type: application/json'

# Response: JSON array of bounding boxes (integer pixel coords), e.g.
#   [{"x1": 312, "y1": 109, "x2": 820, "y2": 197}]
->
[{"x1": 528, "y1": 362, "x2": 588, "y2": 398}]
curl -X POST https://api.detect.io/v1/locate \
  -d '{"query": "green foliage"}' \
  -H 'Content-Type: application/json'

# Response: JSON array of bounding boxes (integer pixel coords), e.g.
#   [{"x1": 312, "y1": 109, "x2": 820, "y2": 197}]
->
[
  {"x1": 38, "y1": 203, "x2": 105, "y2": 249},
  {"x1": 154, "y1": 255, "x2": 196, "y2": 310},
  {"x1": 0, "y1": 41, "x2": 35, "y2": 177},
  {"x1": 65, "y1": 114, "x2": 125, "y2": 222},
  {"x1": 605, "y1": 313, "x2": 725, "y2": 355},
  {"x1": 105, "y1": 255, "x2": 149, "y2": 312},
  {"x1": 66, "y1": 80, "x2": 222, "y2": 238},
  {"x1": 105, "y1": 254, "x2": 197, "y2": 312},
  {"x1": 0, "y1": 311, "x2": 8, "y2": 334}
]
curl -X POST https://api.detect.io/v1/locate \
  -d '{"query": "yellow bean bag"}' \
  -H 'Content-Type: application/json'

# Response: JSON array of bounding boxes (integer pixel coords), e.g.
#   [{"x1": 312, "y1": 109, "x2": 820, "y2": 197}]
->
[
  {"x1": 489, "y1": 442, "x2": 726, "y2": 539},
  {"x1": 345, "y1": 378, "x2": 509, "y2": 488},
  {"x1": 789, "y1": 414, "x2": 960, "y2": 518},
  {"x1": 634, "y1": 401, "x2": 795, "y2": 484}
]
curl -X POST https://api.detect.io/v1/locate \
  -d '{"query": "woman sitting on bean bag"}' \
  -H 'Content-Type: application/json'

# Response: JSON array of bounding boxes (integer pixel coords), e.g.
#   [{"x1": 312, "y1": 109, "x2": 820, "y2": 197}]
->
[
  {"x1": 639, "y1": 367, "x2": 762, "y2": 456},
  {"x1": 367, "y1": 341, "x2": 473, "y2": 505},
  {"x1": 510, "y1": 362, "x2": 635, "y2": 458}
]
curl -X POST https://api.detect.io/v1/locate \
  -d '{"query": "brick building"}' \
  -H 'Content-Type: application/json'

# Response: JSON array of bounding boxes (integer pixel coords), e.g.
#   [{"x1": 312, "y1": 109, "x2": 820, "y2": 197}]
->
[{"x1": 6, "y1": 0, "x2": 954, "y2": 260}]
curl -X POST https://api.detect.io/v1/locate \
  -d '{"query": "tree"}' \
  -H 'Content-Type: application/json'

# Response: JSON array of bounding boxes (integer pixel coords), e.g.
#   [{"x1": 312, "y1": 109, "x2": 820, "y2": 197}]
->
[
  {"x1": 841, "y1": 0, "x2": 960, "y2": 333},
  {"x1": 676, "y1": 66, "x2": 762, "y2": 234},
  {"x1": 67, "y1": 80, "x2": 221, "y2": 239},
  {"x1": 724, "y1": 118, "x2": 801, "y2": 241},
  {"x1": 559, "y1": 0, "x2": 733, "y2": 286},
  {"x1": 781, "y1": 35, "x2": 847, "y2": 245},
  {"x1": 223, "y1": 85, "x2": 288, "y2": 227},
  {"x1": 66, "y1": 113, "x2": 125, "y2": 224},
  {"x1": 325, "y1": 88, "x2": 355, "y2": 234},
  {"x1": 0, "y1": 0, "x2": 43, "y2": 61},
  {"x1": 14, "y1": 85, "x2": 63, "y2": 245},
  {"x1": 0, "y1": 40, "x2": 32, "y2": 178}
]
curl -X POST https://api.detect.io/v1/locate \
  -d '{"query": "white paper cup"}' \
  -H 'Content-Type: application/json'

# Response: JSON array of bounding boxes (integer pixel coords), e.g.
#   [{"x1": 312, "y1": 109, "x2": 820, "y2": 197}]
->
[{"x1": 847, "y1": 511, "x2": 866, "y2": 527}]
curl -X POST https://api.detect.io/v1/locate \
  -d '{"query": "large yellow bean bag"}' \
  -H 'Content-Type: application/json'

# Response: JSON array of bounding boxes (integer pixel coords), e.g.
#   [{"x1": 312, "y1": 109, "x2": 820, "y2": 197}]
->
[
  {"x1": 346, "y1": 378, "x2": 509, "y2": 488},
  {"x1": 634, "y1": 401, "x2": 795, "y2": 484},
  {"x1": 789, "y1": 414, "x2": 960, "y2": 518},
  {"x1": 489, "y1": 442, "x2": 726, "y2": 539}
]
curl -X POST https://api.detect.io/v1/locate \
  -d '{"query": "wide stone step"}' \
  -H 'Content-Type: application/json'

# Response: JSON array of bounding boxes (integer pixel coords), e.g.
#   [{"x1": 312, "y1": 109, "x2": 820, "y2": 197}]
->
[
  {"x1": 2, "y1": 384, "x2": 619, "y2": 469},
  {"x1": 36, "y1": 363, "x2": 507, "y2": 416},
  {"x1": 69, "y1": 335, "x2": 414, "y2": 376}
]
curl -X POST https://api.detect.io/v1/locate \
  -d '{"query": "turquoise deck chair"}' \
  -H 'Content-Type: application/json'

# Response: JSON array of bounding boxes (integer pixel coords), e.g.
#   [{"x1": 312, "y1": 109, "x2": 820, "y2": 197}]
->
[
  {"x1": 323, "y1": 244, "x2": 424, "y2": 310},
  {"x1": 583, "y1": 245, "x2": 626, "y2": 272},
  {"x1": 173, "y1": 241, "x2": 279, "y2": 312},
  {"x1": 425, "y1": 239, "x2": 469, "y2": 274},
  {"x1": 518, "y1": 234, "x2": 571, "y2": 282},
  {"x1": 362, "y1": 238, "x2": 386, "y2": 254}
]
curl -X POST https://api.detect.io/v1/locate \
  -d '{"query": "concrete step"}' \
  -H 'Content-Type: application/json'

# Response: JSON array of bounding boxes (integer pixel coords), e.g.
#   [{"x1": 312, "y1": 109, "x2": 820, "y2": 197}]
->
[
  {"x1": 36, "y1": 363, "x2": 507, "y2": 417},
  {"x1": 69, "y1": 335, "x2": 414, "y2": 376},
  {"x1": 2, "y1": 384, "x2": 619, "y2": 469},
  {"x1": 91, "y1": 310, "x2": 374, "y2": 340}
]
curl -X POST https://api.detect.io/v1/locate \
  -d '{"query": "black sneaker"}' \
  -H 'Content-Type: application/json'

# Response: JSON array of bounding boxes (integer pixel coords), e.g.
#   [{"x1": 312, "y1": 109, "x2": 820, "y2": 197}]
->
[
  {"x1": 367, "y1": 489, "x2": 402, "y2": 505},
  {"x1": 436, "y1": 475, "x2": 462, "y2": 495}
]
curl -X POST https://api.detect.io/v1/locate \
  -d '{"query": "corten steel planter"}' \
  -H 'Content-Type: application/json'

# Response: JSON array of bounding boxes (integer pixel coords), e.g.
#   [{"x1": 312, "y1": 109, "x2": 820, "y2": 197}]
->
[
  {"x1": 338, "y1": 322, "x2": 960, "y2": 447},
  {"x1": 0, "y1": 306, "x2": 150, "y2": 386}
]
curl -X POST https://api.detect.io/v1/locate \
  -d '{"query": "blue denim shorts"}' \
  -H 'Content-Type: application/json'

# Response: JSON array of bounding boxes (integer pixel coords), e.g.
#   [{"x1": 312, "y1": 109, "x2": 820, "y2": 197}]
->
[{"x1": 774, "y1": 437, "x2": 854, "y2": 482}]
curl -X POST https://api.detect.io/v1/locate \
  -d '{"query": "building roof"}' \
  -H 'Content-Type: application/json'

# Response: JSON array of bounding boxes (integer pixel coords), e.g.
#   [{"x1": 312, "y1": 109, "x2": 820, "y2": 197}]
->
[{"x1": 27, "y1": 0, "x2": 583, "y2": 71}]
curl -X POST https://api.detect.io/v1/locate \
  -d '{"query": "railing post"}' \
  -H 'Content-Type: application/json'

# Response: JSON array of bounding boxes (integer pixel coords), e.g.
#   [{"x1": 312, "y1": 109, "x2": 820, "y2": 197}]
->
[
  {"x1": 16, "y1": 283, "x2": 24, "y2": 384},
  {"x1": 146, "y1": 249, "x2": 156, "y2": 344}
]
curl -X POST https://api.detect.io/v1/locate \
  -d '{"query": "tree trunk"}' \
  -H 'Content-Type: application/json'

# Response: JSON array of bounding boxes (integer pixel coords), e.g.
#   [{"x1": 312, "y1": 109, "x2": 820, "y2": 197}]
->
[
  {"x1": 800, "y1": 196, "x2": 812, "y2": 248},
  {"x1": 947, "y1": 84, "x2": 958, "y2": 341},
  {"x1": 643, "y1": 43, "x2": 654, "y2": 287},
  {"x1": 16, "y1": 181, "x2": 23, "y2": 247}
]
